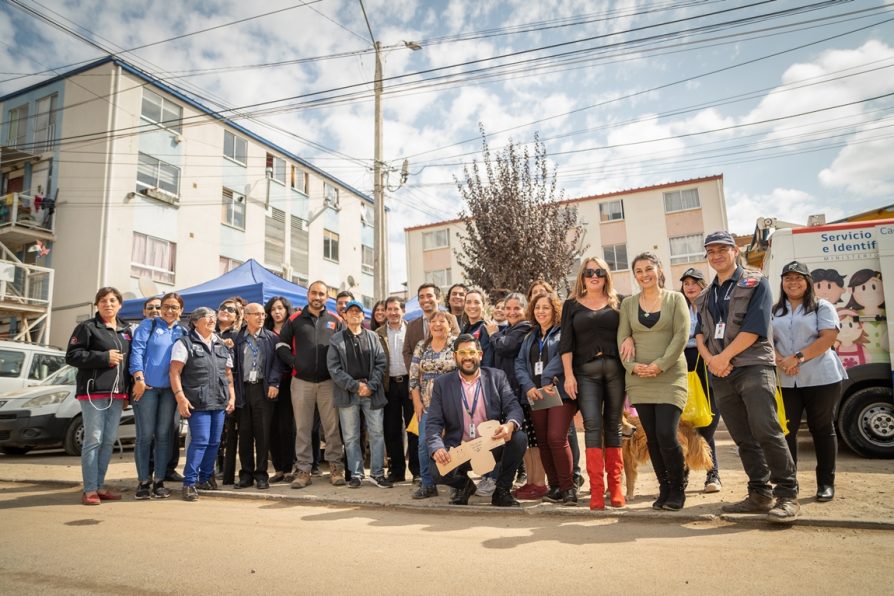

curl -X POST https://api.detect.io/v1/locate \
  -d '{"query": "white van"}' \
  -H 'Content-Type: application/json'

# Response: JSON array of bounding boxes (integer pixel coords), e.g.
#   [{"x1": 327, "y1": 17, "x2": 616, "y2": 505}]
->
[
  {"x1": 0, "y1": 340, "x2": 67, "y2": 392},
  {"x1": 764, "y1": 219, "x2": 893, "y2": 458}
]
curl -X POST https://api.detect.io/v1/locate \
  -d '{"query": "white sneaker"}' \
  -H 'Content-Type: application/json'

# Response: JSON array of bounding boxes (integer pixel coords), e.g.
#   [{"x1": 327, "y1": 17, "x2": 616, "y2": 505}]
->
[
  {"x1": 476, "y1": 477, "x2": 496, "y2": 497},
  {"x1": 704, "y1": 474, "x2": 722, "y2": 494}
]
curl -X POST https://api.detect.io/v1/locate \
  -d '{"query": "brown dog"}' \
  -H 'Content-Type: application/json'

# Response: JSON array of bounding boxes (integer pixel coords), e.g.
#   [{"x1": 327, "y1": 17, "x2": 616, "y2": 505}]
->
[{"x1": 621, "y1": 413, "x2": 713, "y2": 500}]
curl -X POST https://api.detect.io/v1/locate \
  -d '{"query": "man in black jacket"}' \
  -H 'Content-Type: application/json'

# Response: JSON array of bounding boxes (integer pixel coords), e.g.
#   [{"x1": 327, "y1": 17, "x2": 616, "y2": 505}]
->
[
  {"x1": 276, "y1": 281, "x2": 346, "y2": 488},
  {"x1": 233, "y1": 303, "x2": 285, "y2": 490}
]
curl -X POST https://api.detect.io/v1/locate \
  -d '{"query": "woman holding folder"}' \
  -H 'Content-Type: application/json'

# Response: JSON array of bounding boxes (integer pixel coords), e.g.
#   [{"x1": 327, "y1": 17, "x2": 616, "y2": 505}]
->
[{"x1": 515, "y1": 292, "x2": 577, "y2": 505}]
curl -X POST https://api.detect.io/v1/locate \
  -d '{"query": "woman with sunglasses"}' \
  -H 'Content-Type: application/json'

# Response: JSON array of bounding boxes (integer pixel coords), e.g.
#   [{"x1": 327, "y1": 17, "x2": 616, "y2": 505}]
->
[
  {"x1": 170, "y1": 307, "x2": 236, "y2": 501},
  {"x1": 618, "y1": 252, "x2": 690, "y2": 511},
  {"x1": 560, "y1": 258, "x2": 624, "y2": 509},
  {"x1": 216, "y1": 297, "x2": 244, "y2": 486},
  {"x1": 264, "y1": 296, "x2": 296, "y2": 482},
  {"x1": 129, "y1": 292, "x2": 187, "y2": 499}
]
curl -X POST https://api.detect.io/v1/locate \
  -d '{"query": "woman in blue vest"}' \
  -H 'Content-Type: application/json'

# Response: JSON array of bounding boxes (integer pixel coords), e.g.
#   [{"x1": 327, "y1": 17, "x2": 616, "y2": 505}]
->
[
  {"x1": 129, "y1": 292, "x2": 187, "y2": 500},
  {"x1": 169, "y1": 307, "x2": 236, "y2": 501}
]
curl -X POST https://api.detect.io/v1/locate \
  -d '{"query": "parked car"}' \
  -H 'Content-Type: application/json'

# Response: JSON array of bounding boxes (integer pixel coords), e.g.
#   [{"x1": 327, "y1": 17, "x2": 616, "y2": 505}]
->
[
  {"x1": 0, "y1": 364, "x2": 136, "y2": 456},
  {"x1": 0, "y1": 340, "x2": 67, "y2": 393}
]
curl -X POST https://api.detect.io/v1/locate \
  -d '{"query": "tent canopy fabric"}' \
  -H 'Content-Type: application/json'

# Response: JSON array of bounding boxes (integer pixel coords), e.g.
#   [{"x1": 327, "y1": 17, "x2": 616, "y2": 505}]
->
[{"x1": 119, "y1": 259, "x2": 341, "y2": 319}]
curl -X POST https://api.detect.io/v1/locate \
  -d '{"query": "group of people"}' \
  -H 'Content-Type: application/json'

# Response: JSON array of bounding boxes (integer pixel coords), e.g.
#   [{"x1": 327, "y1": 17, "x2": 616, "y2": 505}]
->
[{"x1": 66, "y1": 229, "x2": 846, "y2": 522}]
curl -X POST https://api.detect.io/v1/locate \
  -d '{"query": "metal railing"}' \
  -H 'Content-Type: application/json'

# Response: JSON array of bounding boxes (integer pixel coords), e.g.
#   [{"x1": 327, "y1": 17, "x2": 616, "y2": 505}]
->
[
  {"x1": 0, "y1": 245, "x2": 53, "y2": 307},
  {"x1": 0, "y1": 192, "x2": 55, "y2": 233}
]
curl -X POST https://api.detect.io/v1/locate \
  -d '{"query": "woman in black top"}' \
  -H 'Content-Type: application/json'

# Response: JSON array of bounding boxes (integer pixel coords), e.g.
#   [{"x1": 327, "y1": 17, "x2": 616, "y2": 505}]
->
[{"x1": 560, "y1": 257, "x2": 624, "y2": 510}]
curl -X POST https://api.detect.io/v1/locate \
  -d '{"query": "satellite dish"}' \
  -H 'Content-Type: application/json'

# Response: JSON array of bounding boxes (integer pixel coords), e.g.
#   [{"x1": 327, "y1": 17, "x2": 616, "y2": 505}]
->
[
  {"x1": 347, "y1": 275, "x2": 356, "y2": 288},
  {"x1": 138, "y1": 276, "x2": 159, "y2": 298}
]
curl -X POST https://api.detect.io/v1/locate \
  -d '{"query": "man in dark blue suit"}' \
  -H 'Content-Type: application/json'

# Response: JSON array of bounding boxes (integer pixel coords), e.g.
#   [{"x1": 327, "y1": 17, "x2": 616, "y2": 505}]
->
[{"x1": 426, "y1": 334, "x2": 527, "y2": 507}]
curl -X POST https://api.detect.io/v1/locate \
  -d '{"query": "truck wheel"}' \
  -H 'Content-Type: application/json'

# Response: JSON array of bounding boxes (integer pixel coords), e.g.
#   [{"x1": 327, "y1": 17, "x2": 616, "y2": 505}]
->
[
  {"x1": 839, "y1": 386, "x2": 894, "y2": 459},
  {"x1": 63, "y1": 416, "x2": 84, "y2": 456},
  {"x1": 1, "y1": 446, "x2": 32, "y2": 455}
]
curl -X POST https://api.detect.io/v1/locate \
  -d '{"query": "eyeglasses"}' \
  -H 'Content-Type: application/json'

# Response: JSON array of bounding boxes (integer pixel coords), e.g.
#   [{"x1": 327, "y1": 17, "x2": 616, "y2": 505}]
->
[
  {"x1": 218, "y1": 306, "x2": 237, "y2": 314},
  {"x1": 583, "y1": 268, "x2": 607, "y2": 279},
  {"x1": 162, "y1": 305, "x2": 182, "y2": 311},
  {"x1": 145, "y1": 305, "x2": 161, "y2": 311},
  {"x1": 454, "y1": 349, "x2": 480, "y2": 358},
  {"x1": 245, "y1": 312, "x2": 266, "y2": 317}
]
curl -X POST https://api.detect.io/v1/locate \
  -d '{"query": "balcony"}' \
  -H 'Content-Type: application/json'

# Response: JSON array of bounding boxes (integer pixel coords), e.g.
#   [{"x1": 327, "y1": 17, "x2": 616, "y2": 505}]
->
[
  {"x1": 0, "y1": 244, "x2": 53, "y2": 343},
  {"x1": 0, "y1": 192, "x2": 55, "y2": 249}
]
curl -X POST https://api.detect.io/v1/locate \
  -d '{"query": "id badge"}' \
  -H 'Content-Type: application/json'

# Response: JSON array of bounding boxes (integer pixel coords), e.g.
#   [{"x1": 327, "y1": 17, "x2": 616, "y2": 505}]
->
[
  {"x1": 714, "y1": 322, "x2": 726, "y2": 339},
  {"x1": 469, "y1": 423, "x2": 476, "y2": 439},
  {"x1": 534, "y1": 361, "x2": 544, "y2": 375},
  {"x1": 249, "y1": 369, "x2": 258, "y2": 383}
]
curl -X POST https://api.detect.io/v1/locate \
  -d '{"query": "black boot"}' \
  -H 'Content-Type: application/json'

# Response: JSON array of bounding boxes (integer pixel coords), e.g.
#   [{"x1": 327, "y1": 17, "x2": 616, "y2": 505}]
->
[
  {"x1": 663, "y1": 465, "x2": 686, "y2": 511},
  {"x1": 652, "y1": 473, "x2": 669, "y2": 510}
]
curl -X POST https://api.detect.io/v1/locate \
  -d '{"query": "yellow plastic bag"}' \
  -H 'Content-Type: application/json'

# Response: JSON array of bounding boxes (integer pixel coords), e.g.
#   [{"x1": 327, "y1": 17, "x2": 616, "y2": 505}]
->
[
  {"x1": 775, "y1": 383, "x2": 790, "y2": 435},
  {"x1": 682, "y1": 361, "x2": 713, "y2": 428},
  {"x1": 406, "y1": 413, "x2": 419, "y2": 436}
]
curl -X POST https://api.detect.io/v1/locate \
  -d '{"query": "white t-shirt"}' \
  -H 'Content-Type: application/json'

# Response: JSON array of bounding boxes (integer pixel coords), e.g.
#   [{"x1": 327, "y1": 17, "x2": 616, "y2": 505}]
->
[{"x1": 171, "y1": 333, "x2": 233, "y2": 368}]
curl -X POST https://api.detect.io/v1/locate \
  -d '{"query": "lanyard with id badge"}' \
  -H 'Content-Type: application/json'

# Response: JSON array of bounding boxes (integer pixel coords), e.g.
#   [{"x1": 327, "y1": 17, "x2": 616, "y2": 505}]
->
[
  {"x1": 534, "y1": 335, "x2": 547, "y2": 377},
  {"x1": 461, "y1": 380, "x2": 482, "y2": 438},
  {"x1": 246, "y1": 336, "x2": 260, "y2": 382},
  {"x1": 713, "y1": 282, "x2": 734, "y2": 342}
]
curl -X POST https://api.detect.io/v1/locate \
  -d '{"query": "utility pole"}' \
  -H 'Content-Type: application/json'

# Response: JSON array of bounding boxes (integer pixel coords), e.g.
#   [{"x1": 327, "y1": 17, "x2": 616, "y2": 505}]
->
[{"x1": 373, "y1": 40, "x2": 387, "y2": 299}]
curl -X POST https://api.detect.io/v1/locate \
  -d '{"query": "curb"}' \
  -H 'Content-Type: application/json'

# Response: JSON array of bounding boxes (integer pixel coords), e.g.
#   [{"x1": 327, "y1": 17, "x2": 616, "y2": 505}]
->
[{"x1": 5, "y1": 476, "x2": 893, "y2": 531}]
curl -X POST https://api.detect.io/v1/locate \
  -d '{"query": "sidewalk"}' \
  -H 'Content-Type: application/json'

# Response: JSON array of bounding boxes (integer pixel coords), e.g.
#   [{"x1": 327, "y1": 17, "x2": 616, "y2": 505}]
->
[{"x1": 2, "y1": 434, "x2": 892, "y2": 530}]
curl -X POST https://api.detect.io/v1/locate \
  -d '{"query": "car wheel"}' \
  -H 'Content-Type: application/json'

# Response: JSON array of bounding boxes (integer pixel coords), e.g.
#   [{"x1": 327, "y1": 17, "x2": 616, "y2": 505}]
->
[
  {"x1": 839, "y1": 386, "x2": 894, "y2": 459},
  {"x1": 1, "y1": 446, "x2": 32, "y2": 455},
  {"x1": 64, "y1": 416, "x2": 84, "y2": 456}
]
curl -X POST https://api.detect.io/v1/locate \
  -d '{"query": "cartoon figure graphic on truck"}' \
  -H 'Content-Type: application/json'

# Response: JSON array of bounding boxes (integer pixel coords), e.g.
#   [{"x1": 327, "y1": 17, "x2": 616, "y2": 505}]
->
[{"x1": 764, "y1": 220, "x2": 893, "y2": 458}]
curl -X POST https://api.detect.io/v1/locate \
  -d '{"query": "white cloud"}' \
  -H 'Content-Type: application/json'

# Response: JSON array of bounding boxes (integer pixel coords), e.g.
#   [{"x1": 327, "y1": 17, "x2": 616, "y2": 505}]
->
[
  {"x1": 725, "y1": 188, "x2": 845, "y2": 235},
  {"x1": 819, "y1": 126, "x2": 894, "y2": 197}
]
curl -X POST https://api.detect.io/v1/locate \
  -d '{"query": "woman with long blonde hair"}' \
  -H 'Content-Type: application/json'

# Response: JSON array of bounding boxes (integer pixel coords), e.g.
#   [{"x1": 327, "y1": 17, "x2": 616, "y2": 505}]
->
[{"x1": 559, "y1": 257, "x2": 625, "y2": 509}]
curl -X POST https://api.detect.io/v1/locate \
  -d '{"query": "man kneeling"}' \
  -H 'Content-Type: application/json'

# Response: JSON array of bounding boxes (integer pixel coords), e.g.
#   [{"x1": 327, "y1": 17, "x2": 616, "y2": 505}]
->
[{"x1": 425, "y1": 334, "x2": 527, "y2": 507}]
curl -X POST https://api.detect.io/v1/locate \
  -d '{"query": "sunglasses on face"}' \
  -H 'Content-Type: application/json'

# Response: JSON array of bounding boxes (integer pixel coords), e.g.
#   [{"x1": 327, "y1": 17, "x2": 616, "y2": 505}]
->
[
  {"x1": 583, "y1": 268, "x2": 607, "y2": 279},
  {"x1": 145, "y1": 305, "x2": 161, "y2": 311},
  {"x1": 218, "y1": 306, "x2": 237, "y2": 314}
]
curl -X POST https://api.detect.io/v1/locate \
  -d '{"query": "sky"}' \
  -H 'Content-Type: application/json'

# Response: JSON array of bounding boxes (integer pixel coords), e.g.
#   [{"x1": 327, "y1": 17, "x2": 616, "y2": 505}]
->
[{"x1": 1, "y1": 0, "x2": 892, "y2": 292}]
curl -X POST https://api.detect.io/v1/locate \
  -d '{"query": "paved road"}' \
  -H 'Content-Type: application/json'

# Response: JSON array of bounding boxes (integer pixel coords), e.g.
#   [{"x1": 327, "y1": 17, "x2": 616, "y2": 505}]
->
[{"x1": 1, "y1": 482, "x2": 891, "y2": 595}]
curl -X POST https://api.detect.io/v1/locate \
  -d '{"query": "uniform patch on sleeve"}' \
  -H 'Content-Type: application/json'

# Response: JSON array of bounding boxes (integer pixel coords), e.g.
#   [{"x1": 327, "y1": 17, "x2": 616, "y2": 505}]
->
[
  {"x1": 327, "y1": 321, "x2": 336, "y2": 330},
  {"x1": 737, "y1": 277, "x2": 759, "y2": 288},
  {"x1": 69, "y1": 336, "x2": 78, "y2": 345}
]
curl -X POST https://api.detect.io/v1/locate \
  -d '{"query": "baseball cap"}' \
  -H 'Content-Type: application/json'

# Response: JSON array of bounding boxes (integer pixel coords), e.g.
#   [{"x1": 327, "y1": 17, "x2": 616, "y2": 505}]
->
[
  {"x1": 781, "y1": 261, "x2": 810, "y2": 277},
  {"x1": 679, "y1": 267, "x2": 705, "y2": 282},
  {"x1": 343, "y1": 300, "x2": 365, "y2": 313},
  {"x1": 704, "y1": 231, "x2": 736, "y2": 247}
]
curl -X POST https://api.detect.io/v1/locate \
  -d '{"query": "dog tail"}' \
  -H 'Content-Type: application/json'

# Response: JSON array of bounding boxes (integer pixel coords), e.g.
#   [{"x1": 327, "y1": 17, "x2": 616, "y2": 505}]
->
[{"x1": 680, "y1": 420, "x2": 714, "y2": 471}]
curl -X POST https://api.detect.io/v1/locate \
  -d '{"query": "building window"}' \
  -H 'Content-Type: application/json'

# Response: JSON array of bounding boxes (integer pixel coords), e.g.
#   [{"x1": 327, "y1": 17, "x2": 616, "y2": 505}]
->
[
  {"x1": 291, "y1": 166, "x2": 309, "y2": 194},
  {"x1": 424, "y1": 268, "x2": 452, "y2": 293},
  {"x1": 6, "y1": 104, "x2": 28, "y2": 148},
  {"x1": 324, "y1": 182, "x2": 339, "y2": 208},
  {"x1": 669, "y1": 233, "x2": 704, "y2": 264},
  {"x1": 219, "y1": 256, "x2": 242, "y2": 276},
  {"x1": 664, "y1": 188, "x2": 700, "y2": 212},
  {"x1": 422, "y1": 229, "x2": 449, "y2": 250},
  {"x1": 290, "y1": 216, "x2": 309, "y2": 277},
  {"x1": 33, "y1": 94, "x2": 57, "y2": 152},
  {"x1": 221, "y1": 188, "x2": 246, "y2": 230},
  {"x1": 267, "y1": 154, "x2": 286, "y2": 184},
  {"x1": 265, "y1": 208, "x2": 285, "y2": 265},
  {"x1": 603, "y1": 243, "x2": 628, "y2": 272},
  {"x1": 361, "y1": 204, "x2": 374, "y2": 228},
  {"x1": 362, "y1": 245, "x2": 374, "y2": 275},
  {"x1": 223, "y1": 130, "x2": 247, "y2": 165},
  {"x1": 131, "y1": 232, "x2": 176, "y2": 284},
  {"x1": 323, "y1": 229, "x2": 339, "y2": 262},
  {"x1": 599, "y1": 199, "x2": 624, "y2": 222},
  {"x1": 140, "y1": 89, "x2": 182, "y2": 133},
  {"x1": 136, "y1": 152, "x2": 180, "y2": 196}
]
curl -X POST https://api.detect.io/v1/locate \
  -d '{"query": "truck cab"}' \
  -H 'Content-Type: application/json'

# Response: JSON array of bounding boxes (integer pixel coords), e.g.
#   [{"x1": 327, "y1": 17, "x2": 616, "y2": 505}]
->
[{"x1": 764, "y1": 219, "x2": 893, "y2": 458}]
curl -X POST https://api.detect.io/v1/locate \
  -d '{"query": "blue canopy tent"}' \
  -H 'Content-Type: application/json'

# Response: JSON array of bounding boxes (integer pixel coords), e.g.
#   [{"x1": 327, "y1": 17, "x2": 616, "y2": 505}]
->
[
  {"x1": 403, "y1": 296, "x2": 422, "y2": 321},
  {"x1": 119, "y1": 259, "x2": 341, "y2": 319}
]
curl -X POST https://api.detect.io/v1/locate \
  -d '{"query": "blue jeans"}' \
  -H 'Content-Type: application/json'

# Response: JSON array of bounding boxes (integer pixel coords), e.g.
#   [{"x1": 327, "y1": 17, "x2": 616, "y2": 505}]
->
[
  {"x1": 338, "y1": 399, "x2": 385, "y2": 478},
  {"x1": 79, "y1": 398, "x2": 124, "y2": 493},
  {"x1": 132, "y1": 387, "x2": 176, "y2": 482},
  {"x1": 417, "y1": 410, "x2": 434, "y2": 488},
  {"x1": 183, "y1": 410, "x2": 226, "y2": 486}
]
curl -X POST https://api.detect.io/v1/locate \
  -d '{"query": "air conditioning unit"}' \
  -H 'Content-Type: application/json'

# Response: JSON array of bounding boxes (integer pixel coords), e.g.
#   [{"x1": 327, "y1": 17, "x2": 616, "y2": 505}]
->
[{"x1": 140, "y1": 187, "x2": 180, "y2": 205}]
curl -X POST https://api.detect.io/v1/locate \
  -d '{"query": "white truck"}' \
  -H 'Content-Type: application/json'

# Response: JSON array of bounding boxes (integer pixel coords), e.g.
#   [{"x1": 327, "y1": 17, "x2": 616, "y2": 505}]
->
[{"x1": 764, "y1": 219, "x2": 893, "y2": 458}]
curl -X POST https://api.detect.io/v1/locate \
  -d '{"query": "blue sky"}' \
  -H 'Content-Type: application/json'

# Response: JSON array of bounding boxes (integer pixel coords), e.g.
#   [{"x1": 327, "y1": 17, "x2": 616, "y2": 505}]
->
[{"x1": 1, "y1": 0, "x2": 892, "y2": 291}]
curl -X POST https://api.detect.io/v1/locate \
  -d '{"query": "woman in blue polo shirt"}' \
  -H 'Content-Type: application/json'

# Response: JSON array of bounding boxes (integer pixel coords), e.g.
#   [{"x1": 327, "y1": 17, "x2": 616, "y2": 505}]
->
[{"x1": 772, "y1": 261, "x2": 846, "y2": 503}]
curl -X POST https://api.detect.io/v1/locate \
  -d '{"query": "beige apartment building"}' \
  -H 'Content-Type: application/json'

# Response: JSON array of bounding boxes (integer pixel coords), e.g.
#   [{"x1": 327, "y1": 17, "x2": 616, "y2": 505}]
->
[
  {"x1": 405, "y1": 175, "x2": 728, "y2": 297},
  {"x1": 0, "y1": 58, "x2": 378, "y2": 347}
]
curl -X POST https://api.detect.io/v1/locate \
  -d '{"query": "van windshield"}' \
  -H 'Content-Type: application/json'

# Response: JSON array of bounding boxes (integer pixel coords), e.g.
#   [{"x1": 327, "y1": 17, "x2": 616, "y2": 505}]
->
[
  {"x1": 0, "y1": 349, "x2": 25, "y2": 377},
  {"x1": 40, "y1": 364, "x2": 77, "y2": 386}
]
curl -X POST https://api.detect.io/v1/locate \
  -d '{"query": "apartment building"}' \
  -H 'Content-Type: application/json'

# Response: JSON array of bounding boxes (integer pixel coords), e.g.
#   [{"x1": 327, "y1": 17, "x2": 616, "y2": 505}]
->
[
  {"x1": 0, "y1": 57, "x2": 377, "y2": 347},
  {"x1": 405, "y1": 175, "x2": 728, "y2": 297}
]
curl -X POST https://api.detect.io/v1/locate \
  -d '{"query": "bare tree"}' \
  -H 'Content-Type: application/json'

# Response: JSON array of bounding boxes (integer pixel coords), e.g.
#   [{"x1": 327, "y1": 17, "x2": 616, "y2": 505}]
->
[{"x1": 454, "y1": 125, "x2": 584, "y2": 295}]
